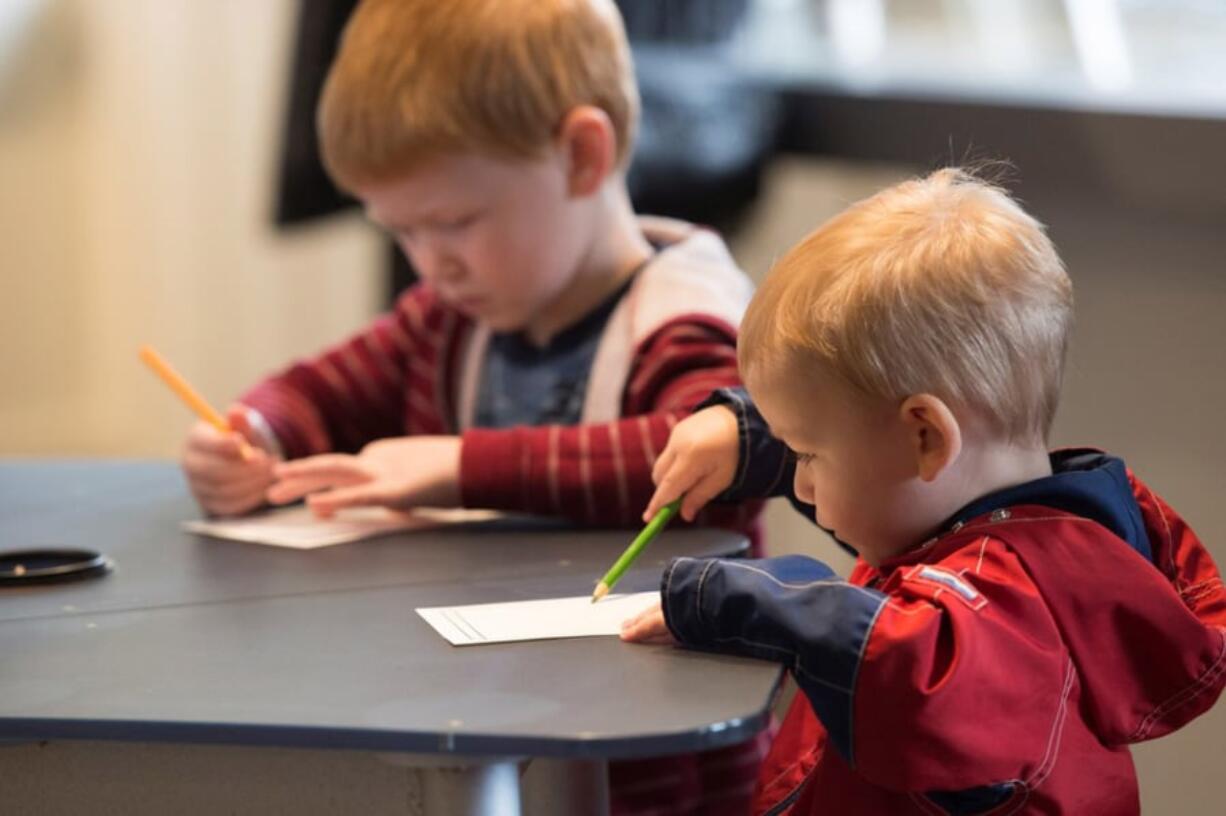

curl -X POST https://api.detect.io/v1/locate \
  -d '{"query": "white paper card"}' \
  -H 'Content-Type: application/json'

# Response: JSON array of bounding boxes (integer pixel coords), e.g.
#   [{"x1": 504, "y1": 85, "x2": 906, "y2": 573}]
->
[
  {"x1": 418, "y1": 592, "x2": 659, "y2": 646},
  {"x1": 183, "y1": 505, "x2": 502, "y2": 549}
]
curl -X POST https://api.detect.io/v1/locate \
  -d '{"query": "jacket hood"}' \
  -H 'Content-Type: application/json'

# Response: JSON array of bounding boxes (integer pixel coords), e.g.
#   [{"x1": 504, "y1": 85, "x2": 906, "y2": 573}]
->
[{"x1": 947, "y1": 448, "x2": 1225, "y2": 746}]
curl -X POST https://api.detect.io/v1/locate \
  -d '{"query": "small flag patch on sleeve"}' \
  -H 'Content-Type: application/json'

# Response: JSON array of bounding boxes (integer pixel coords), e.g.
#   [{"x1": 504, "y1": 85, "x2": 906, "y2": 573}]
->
[{"x1": 908, "y1": 565, "x2": 988, "y2": 610}]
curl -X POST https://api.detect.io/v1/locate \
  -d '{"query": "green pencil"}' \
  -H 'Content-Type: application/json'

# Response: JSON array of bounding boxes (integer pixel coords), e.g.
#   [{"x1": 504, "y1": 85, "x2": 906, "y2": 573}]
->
[{"x1": 591, "y1": 498, "x2": 682, "y2": 603}]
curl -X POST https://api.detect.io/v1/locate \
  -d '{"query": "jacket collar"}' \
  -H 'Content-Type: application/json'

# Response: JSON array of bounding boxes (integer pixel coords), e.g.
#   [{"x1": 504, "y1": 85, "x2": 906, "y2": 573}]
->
[{"x1": 944, "y1": 447, "x2": 1152, "y2": 563}]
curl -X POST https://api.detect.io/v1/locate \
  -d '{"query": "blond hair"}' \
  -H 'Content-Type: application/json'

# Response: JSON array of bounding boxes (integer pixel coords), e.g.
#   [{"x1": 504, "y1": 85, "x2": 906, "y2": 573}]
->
[
  {"x1": 318, "y1": 0, "x2": 639, "y2": 191},
  {"x1": 740, "y1": 168, "x2": 1073, "y2": 443}
]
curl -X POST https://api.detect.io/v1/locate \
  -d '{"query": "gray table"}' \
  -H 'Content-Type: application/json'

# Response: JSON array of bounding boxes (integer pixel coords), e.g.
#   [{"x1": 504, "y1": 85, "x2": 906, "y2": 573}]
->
[{"x1": 0, "y1": 462, "x2": 779, "y2": 815}]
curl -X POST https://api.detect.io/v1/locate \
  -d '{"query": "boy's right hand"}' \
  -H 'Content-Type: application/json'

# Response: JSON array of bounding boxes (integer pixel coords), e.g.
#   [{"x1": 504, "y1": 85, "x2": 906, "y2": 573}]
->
[
  {"x1": 181, "y1": 406, "x2": 277, "y2": 517},
  {"x1": 644, "y1": 404, "x2": 739, "y2": 523}
]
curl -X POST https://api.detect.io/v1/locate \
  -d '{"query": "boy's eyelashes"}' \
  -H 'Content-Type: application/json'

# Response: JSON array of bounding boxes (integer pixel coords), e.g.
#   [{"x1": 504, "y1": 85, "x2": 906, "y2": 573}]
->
[
  {"x1": 386, "y1": 212, "x2": 483, "y2": 239},
  {"x1": 787, "y1": 448, "x2": 817, "y2": 465},
  {"x1": 435, "y1": 212, "x2": 482, "y2": 231}
]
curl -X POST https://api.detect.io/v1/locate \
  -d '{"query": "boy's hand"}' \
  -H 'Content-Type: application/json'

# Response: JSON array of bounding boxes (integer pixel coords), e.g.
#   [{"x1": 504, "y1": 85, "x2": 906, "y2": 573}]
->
[
  {"x1": 644, "y1": 404, "x2": 739, "y2": 522},
  {"x1": 181, "y1": 406, "x2": 277, "y2": 517},
  {"x1": 266, "y1": 436, "x2": 461, "y2": 518},
  {"x1": 619, "y1": 601, "x2": 677, "y2": 645}
]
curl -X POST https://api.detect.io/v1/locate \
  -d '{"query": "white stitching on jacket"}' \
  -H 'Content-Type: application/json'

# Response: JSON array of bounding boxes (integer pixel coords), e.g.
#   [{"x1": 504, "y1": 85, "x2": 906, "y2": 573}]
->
[
  {"x1": 695, "y1": 559, "x2": 718, "y2": 629},
  {"x1": 1129, "y1": 627, "x2": 1226, "y2": 741},
  {"x1": 719, "y1": 560, "x2": 885, "y2": 602}
]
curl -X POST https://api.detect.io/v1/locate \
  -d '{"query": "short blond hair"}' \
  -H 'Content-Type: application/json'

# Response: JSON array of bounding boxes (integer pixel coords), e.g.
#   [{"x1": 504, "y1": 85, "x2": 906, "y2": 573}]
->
[
  {"x1": 740, "y1": 168, "x2": 1073, "y2": 443},
  {"x1": 318, "y1": 0, "x2": 639, "y2": 191}
]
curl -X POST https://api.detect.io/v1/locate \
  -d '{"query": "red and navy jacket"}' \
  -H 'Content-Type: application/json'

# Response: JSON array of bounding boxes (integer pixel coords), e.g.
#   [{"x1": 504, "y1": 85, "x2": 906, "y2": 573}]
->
[{"x1": 663, "y1": 389, "x2": 1226, "y2": 815}]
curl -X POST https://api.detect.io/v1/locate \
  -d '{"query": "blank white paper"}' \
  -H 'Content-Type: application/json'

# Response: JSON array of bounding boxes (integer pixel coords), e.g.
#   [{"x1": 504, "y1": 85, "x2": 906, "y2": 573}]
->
[
  {"x1": 183, "y1": 505, "x2": 502, "y2": 549},
  {"x1": 417, "y1": 592, "x2": 660, "y2": 646}
]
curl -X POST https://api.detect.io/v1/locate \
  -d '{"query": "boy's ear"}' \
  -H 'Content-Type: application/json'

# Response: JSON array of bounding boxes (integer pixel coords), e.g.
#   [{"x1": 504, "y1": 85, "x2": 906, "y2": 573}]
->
[
  {"x1": 557, "y1": 105, "x2": 616, "y2": 198},
  {"x1": 899, "y1": 394, "x2": 962, "y2": 482}
]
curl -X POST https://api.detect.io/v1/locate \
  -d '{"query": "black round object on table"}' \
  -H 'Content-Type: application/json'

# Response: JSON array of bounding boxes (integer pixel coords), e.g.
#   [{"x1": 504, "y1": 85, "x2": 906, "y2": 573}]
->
[{"x1": 0, "y1": 549, "x2": 113, "y2": 586}]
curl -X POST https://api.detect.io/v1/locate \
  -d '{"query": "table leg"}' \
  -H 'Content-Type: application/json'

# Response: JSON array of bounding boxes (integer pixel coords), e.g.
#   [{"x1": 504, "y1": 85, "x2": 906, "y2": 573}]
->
[
  {"x1": 414, "y1": 760, "x2": 522, "y2": 816},
  {"x1": 520, "y1": 758, "x2": 610, "y2": 816}
]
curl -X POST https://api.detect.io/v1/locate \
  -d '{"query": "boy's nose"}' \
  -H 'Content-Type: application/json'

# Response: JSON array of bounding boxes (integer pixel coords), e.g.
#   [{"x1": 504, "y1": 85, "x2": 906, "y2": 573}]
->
[
  {"x1": 408, "y1": 242, "x2": 463, "y2": 285},
  {"x1": 435, "y1": 258, "x2": 466, "y2": 284}
]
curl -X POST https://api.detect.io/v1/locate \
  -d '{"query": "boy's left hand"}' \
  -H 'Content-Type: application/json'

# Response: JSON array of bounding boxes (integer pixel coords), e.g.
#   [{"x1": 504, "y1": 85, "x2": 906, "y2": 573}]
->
[
  {"x1": 620, "y1": 601, "x2": 678, "y2": 645},
  {"x1": 266, "y1": 436, "x2": 462, "y2": 518}
]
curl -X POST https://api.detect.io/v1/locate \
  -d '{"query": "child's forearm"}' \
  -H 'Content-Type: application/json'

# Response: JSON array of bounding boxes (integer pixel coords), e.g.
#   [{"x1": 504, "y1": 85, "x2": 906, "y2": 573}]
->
[
  {"x1": 458, "y1": 411, "x2": 680, "y2": 525},
  {"x1": 661, "y1": 555, "x2": 885, "y2": 720},
  {"x1": 457, "y1": 414, "x2": 763, "y2": 528},
  {"x1": 240, "y1": 289, "x2": 442, "y2": 459}
]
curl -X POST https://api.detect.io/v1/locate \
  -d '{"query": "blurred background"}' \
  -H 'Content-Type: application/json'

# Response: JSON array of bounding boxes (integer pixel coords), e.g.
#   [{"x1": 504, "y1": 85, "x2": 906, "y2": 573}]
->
[{"x1": 1, "y1": 1, "x2": 1223, "y2": 809}]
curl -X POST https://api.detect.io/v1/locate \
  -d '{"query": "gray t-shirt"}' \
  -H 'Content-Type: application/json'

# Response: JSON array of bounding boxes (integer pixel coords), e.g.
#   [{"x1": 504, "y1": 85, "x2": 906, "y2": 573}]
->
[{"x1": 474, "y1": 276, "x2": 636, "y2": 429}]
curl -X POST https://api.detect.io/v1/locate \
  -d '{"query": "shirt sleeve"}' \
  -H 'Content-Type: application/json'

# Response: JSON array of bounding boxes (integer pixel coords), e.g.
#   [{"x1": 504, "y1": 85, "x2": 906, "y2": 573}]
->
[
  {"x1": 239, "y1": 288, "x2": 436, "y2": 459},
  {"x1": 662, "y1": 543, "x2": 1077, "y2": 793},
  {"x1": 459, "y1": 319, "x2": 753, "y2": 527}
]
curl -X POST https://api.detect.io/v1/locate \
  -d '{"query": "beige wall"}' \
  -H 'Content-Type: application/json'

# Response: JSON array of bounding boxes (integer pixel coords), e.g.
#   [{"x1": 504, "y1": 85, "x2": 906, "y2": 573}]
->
[{"x1": 0, "y1": 0, "x2": 383, "y2": 458}]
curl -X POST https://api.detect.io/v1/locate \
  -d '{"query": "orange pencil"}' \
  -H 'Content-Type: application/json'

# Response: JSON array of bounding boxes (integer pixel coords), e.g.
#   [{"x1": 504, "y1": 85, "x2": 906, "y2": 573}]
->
[{"x1": 139, "y1": 345, "x2": 254, "y2": 461}]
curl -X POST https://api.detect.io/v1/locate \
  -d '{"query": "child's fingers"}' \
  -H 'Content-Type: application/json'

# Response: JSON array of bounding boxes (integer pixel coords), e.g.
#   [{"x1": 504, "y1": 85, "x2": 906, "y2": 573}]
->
[
  {"x1": 619, "y1": 605, "x2": 673, "y2": 644},
  {"x1": 305, "y1": 483, "x2": 394, "y2": 518},
  {"x1": 643, "y1": 482, "x2": 676, "y2": 522},
  {"x1": 194, "y1": 469, "x2": 271, "y2": 503},
  {"x1": 268, "y1": 477, "x2": 345, "y2": 505},
  {"x1": 618, "y1": 608, "x2": 654, "y2": 642},
  {"x1": 226, "y1": 405, "x2": 253, "y2": 438},
  {"x1": 650, "y1": 445, "x2": 677, "y2": 486},
  {"x1": 187, "y1": 422, "x2": 246, "y2": 460},
  {"x1": 642, "y1": 488, "x2": 663, "y2": 523},
  {"x1": 182, "y1": 448, "x2": 263, "y2": 491},
  {"x1": 192, "y1": 473, "x2": 269, "y2": 516},
  {"x1": 266, "y1": 469, "x2": 367, "y2": 505},
  {"x1": 679, "y1": 470, "x2": 724, "y2": 521},
  {"x1": 644, "y1": 462, "x2": 702, "y2": 522},
  {"x1": 620, "y1": 605, "x2": 658, "y2": 631},
  {"x1": 644, "y1": 450, "x2": 697, "y2": 519},
  {"x1": 268, "y1": 456, "x2": 365, "y2": 502},
  {"x1": 226, "y1": 405, "x2": 264, "y2": 447},
  {"x1": 638, "y1": 630, "x2": 679, "y2": 645},
  {"x1": 189, "y1": 439, "x2": 271, "y2": 472},
  {"x1": 273, "y1": 454, "x2": 362, "y2": 481}
]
